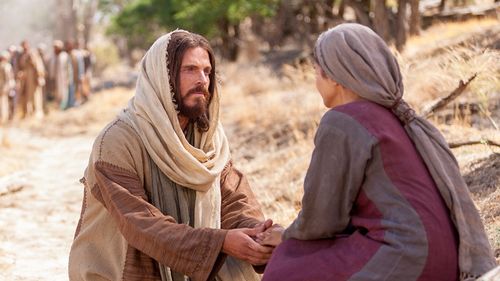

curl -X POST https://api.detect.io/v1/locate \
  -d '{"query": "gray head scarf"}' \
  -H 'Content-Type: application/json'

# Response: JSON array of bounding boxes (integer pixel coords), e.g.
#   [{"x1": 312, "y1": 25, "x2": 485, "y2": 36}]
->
[{"x1": 315, "y1": 23, "x2": 496, "y2": 280}]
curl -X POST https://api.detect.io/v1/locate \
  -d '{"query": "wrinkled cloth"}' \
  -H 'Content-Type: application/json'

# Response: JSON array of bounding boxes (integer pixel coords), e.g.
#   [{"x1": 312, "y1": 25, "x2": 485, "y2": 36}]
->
[
  {"x1": 117, "y1": 30, "x2": 256, "y2": 281},
  {"x1": 69, "y1": 119, "x2": 265, "y2": 281},
  {"x1": 314, "y1": 23, "x2": 496, "y2": 279},
  {"x1": 265, "y1": 102, "x2": 459, "y2": 281}
]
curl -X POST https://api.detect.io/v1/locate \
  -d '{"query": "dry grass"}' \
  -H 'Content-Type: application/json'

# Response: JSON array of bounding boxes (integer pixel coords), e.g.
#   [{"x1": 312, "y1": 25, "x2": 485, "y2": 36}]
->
[
  {"x1": 219, "y1": 63, "x2": 323, "y2": 223},
  {"x1": 218, "y1": 18, "x2": 500, "y2": 258},
  {"x1": 402, "y1": 47, "x2": 499, "y2": 108},
  {"x1": 405, "y1": 18, "x2": 499, "y2": 55},
  {"x1": 1, "y1": 17, "x2": 498, "y2": 268},
  {"x1": 401, "y1": 22, "x2": 500, "y2": 119},
  {"x1": 0, "y1": 128, "x2": 38, "y2": 177},
  {"x1": 21, "y1": 87, "x2": 134, "y2": 138}
]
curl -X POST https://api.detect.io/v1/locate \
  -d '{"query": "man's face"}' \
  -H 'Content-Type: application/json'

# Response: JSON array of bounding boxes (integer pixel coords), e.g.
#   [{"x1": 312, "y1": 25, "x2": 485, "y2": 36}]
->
[
  {"x1": 178, "y1": 47, "x2": 211, "y2": 119},
  {"x1": 21, "y1": 41, "x2": 29, "y2": 52}
]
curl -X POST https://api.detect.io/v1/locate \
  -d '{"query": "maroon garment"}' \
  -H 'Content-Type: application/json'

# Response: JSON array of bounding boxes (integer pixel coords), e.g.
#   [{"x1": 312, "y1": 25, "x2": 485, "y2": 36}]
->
[{"x1": 263, "y1": 101, "x2": 459, "y2": 281}]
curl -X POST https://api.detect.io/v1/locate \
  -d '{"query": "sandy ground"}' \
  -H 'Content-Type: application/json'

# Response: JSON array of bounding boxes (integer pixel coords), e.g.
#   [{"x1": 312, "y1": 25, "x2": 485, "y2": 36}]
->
[{"x1": 0, "y1": 128, "x2": 92, "y2": 280}]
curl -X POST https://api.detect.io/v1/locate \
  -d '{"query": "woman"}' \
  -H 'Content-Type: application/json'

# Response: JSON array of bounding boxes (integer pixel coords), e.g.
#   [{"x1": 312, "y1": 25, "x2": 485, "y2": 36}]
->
[{"x1": 257, "y1": 23, "x2": 496, "y2": 281}]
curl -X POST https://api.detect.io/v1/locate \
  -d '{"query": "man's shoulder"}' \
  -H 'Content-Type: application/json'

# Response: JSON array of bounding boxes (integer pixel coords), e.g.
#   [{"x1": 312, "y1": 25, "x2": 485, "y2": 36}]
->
[
  {"x1": 84, "y1": 117, "x2": 146, "y2": 186},
  {"x1": 91, "y1": 118, "x2": 143, "y2": 162},
  {"x1": 96, "y1": 117, "x2": 131, "y2": 139}
]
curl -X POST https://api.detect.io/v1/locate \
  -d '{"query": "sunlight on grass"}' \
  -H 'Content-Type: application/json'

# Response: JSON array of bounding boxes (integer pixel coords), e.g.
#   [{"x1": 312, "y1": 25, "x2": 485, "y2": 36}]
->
[{"x1": 406, "y1": 18, "x2": 499, "y2": 48}]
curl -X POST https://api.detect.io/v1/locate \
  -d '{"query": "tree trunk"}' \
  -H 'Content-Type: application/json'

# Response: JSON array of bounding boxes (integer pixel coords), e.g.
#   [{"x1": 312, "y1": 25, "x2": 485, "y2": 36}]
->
[
  {"x1": 338, "y1": 0, "x2": 346, "y2": 18},
  {"x1": 373, "y1": 0, "x2": 390, "y2": 42},
  {"x1": 82, "y1": 0, "x2": 99, "y2": 48},
  {"x1": 308, "y1": 1, "x2": 322, "y2": 35},
  {"x1": 409, "y1": 0, "x2": 420, "y2": 35},
  {"x1": 395, "y1": 0, "x2": 408, "y2": 51},
  {"x1": 230, "y1": 24, "x2": 240, "y2": 61},
  {"x1": 56, "y1": 0, "x2": 78, "y2": 42},
  {"x1": 345, "y1": 0, "x2": 371, "y2": 27},
  {"x1": 302, "y1": 0, "x2": 328, "y2": 46},
  {"x1": 70, "y1": 1, "x2": 78, "y2": 42},
  {"x1": 218, "y1": 19, "x2": 239, "y2": 61},
  {"x1": 321, "y1": 0, "x2": 336, "y2": 28},
  {"x1": 439, "y1": 0, "x2": 446, "y2": 11}
]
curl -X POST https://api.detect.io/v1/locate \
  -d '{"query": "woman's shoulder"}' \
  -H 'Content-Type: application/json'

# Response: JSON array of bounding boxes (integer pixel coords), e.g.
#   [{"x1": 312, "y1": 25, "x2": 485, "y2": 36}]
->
[
  {"x1": 319, "y1": 106, "x2": 377, "y2": 146},
  {"x1": 328, "y1": 100, "x2": 402, "y2": 134},
  {"x1": 321, "y1": 103, "x2": 371, "y2": 132}
]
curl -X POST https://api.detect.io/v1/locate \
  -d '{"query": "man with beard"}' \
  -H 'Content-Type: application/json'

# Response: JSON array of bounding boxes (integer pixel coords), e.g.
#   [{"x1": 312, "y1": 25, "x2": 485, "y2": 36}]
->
[
  {"x1": 69, "y1": 30, "x2": 275, "y2": 281},
  {"x1": 49, "y1": 40, "x2": 72, "y2": 109},
  {"x1": 17, "y1": 40, "x2": 45, "y2": 118}
]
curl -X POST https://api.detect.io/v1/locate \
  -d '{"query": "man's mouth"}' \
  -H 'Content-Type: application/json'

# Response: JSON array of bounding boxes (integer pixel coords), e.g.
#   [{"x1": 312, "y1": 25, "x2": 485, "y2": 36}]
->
[
  {"x1": 190, "y1": 92, "x2": 205, "y2": 96},
  {"x1": 187, "y1": 86, "x2": 209, "y2": 98}
]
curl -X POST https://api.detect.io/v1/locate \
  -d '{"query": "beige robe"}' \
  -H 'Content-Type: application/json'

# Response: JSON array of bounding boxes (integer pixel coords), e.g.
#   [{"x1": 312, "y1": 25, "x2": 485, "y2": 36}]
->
[
  {"x1": 0, "y1": 61, "x2": 14, "y2": 124},
  {"x1": 69, "y1": 119, "x2": 265, "y2": 281},
  {"x1": 49, "y1": 51, "x2": 71, "y2": 105},
  {"x1": 17, "y1": 50, "x2": 45, "y2": 118},
  {"x1": 69, "y1": 49, "x2": 84, "y2": 104}
]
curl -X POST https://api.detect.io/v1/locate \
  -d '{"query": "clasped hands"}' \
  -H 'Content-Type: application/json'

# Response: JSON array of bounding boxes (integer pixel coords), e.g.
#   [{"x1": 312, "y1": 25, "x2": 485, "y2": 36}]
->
[{"x1": 222, "y1": 219, "x2": 285, "y2": 266}]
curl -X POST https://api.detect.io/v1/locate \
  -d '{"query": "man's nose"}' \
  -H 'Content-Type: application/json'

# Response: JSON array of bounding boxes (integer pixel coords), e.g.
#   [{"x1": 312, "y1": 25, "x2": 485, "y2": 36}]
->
[{"x1": 196, "y1": 70, "x2": 209, "y2": 85}]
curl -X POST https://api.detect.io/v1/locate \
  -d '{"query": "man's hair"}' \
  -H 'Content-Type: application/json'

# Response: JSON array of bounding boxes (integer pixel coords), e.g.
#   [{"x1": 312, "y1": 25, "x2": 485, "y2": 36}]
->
[{"x1": 167, "y1": 31, "x2": 216, "y2": 132}]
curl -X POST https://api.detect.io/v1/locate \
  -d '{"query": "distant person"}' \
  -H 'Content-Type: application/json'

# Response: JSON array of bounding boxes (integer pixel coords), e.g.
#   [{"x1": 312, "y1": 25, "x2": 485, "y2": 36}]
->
[
  {"x1": 69, "y1": 30, "x2": 276, "y2": 281},
  {"x1": 65, "y1": 40, "x2": 85, "y2": 107},
  {"x1": 7, "y1": 45, "x2": 20, "y2": 120},
  {"x1": 17, "y1": 40, "x2": 45, "y2": 118},
  {"x1": 80, "y1": 45, "x2": 95, "y2": 103},
  {"x1": 46, "y1": 43, "x2": 57, "y2": 103},
  {"x1": 37, "y1": 43, "x2": 50, "y2": 113},
  {"x1": 49, "y1": 40, "x2": 72, "y2": 110},
  {"x1": 258, "y1": 23, "x2": 496, "y2": 281},
  {"x1": 0, "y1": 51, "x2": 15, "y2": 124},
  {"x1": 63, "y1": 40, "x2": 77, "y2": 108}
]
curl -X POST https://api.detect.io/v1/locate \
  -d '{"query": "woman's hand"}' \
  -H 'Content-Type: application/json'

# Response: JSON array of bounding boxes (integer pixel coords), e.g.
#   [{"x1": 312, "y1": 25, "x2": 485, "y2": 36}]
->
[{"x1": 255, "y1": 224, "x2": 285, "y2": 247}]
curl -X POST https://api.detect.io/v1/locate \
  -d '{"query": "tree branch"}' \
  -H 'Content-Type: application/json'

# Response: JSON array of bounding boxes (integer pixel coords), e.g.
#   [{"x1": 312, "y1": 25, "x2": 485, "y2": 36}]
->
[
  {"x1": 422, "y1": 73, "x2": 477, "y2": 118},
  {"x1": 449, "y1": 139, "x2": 500, "y2": 149}
]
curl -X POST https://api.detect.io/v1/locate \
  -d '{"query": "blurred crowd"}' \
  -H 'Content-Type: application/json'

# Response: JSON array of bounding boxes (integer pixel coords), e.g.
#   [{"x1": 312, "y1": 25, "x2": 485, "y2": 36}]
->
[{"x1": 0, "y1": 39, "x2": 95, "y2": 124}]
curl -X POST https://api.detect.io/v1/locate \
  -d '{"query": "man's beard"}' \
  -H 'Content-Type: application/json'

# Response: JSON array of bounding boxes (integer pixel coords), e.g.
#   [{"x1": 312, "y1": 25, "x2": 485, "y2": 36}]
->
[{"x1": 178, "y1": 85, "x2": 209, "y2": 120}]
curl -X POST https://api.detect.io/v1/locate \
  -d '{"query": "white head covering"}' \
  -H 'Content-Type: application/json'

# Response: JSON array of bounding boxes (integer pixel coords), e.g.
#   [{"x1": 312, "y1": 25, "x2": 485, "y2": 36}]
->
[
  {"x1": 120, "y1": 30, "x2": 230, "y2": 191},
  {"x1": 119, "y1": 30, "x2": 259, "y2": 281}
]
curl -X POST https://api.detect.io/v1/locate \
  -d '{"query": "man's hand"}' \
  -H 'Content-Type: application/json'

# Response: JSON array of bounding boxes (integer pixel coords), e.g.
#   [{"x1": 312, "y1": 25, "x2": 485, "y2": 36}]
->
[{"x1": 222, "y1": 227, "x2": 274, "y2": 265}]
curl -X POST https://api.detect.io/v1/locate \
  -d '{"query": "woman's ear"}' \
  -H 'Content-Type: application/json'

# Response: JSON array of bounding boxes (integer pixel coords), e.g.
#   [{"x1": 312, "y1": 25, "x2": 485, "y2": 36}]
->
[
  {"x1": 319, "y1": 68, "x2": 338, "y2": 86},
  {"x1": 320, "y1": 68, "x2": 328, "y2": 79}
]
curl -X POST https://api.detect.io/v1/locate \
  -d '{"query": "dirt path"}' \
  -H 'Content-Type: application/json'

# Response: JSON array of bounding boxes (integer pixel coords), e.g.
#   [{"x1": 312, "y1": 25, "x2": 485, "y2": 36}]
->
[{"x1": 0, "y1": 128, "x2": 93, "y2": 281}]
